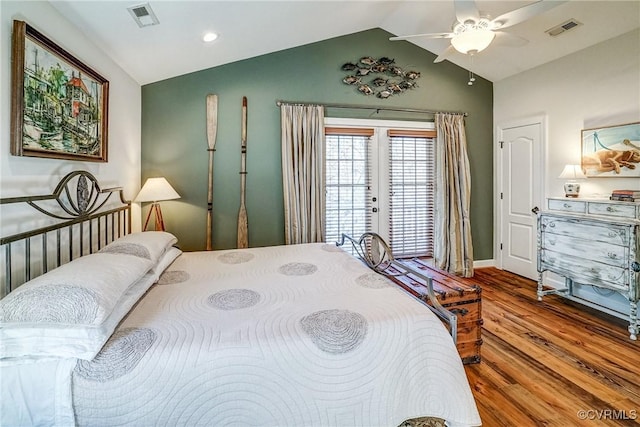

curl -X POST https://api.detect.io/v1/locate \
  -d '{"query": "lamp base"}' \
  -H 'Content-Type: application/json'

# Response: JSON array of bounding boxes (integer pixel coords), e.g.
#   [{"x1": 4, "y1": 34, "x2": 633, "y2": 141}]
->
[
  {"x1": 143, "y1": 202, "x2": 166, "y2": 231},
  {"x1": 564, "y1": 182, "x2": 581, "y2": 198}
]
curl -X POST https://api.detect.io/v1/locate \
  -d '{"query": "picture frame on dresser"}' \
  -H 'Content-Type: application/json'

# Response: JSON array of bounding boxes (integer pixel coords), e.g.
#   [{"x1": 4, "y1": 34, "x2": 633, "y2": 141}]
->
[
  {"x1": 581, "y1": 122, "x2": 640, "y2": 178},
  {"x1": 10, "y1": 20, "x2": 109, "y2": 162}
]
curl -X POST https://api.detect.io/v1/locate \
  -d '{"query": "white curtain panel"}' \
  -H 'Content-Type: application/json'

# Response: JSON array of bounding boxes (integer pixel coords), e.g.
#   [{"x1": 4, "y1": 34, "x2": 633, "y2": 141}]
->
[
  {"x1": 280, "y1": 104, "x2": 325, "y2": 244},
  {"x1": 434, "y1": 113, "x2": 474, "y2": 277}
]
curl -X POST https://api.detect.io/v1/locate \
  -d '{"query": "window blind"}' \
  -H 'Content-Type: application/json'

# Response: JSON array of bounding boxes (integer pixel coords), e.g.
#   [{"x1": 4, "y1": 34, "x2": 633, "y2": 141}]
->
[
  {"x1": 388, "y1": 134, "x2": 435, "y2": 258},
  {"x1": 387, "y1": 129, "x2": 436, "y2": 138},
  {"x1": 326, "y1": 127, "x2": 374, "y2": 137}
]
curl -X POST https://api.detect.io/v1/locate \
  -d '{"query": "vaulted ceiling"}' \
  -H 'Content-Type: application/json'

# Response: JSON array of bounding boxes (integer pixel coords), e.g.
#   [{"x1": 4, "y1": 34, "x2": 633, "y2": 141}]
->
[{"x1": 50, "y1": 1, "x2": 640, "y2": 85}]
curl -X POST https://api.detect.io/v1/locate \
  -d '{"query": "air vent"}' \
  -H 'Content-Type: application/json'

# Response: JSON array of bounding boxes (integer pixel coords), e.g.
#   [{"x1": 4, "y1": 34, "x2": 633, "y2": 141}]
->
[
  {"x1": 127, "y1": 3, "x2": 159, "y2": 28},
  {"x1": 545, "y1": 19, "x2": 582, "y2": 37}
]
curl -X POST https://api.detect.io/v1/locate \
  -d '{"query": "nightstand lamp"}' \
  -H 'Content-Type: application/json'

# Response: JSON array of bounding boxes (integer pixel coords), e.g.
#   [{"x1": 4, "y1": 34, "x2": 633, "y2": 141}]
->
[
  {"x1": 135, "y1": 177, "x2": 180, "y2": 231},
  {"x1": 558, "y1": 164, "x2": 586, "y2": 198}
]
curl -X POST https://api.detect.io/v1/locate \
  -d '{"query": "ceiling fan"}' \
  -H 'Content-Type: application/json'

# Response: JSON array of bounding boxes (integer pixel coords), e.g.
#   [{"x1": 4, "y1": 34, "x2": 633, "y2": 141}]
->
[{"x1": 390, "y1": 0, "x2": 566, "y2": 63}]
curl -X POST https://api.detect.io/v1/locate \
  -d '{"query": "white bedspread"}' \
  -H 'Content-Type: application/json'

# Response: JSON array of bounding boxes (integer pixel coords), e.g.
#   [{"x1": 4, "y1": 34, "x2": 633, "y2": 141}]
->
[{"x1": 68, "y1": 244, "x2": 479, "y2": 426}]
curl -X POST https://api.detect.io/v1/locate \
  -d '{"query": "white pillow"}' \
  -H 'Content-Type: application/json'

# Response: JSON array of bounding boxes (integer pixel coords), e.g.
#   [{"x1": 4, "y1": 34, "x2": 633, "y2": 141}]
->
[
  {"x1": 99, "y1": 231, "x2": 178, "y2": 264},
  {"x1": 151, "y1": 246, "x2": 182, "y2": 281},
  {"x1": 0, "y1": 232, "x2": 181, "y2": 360},
  {"x1": 0, "y1": 252, "x2": 152, "y2": 360}
]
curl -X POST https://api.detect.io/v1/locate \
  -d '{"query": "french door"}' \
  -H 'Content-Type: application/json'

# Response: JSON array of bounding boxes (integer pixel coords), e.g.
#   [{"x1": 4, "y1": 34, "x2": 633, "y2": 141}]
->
[{"x1": 324, "y1": 118, "x2": 436, "y2": 258}]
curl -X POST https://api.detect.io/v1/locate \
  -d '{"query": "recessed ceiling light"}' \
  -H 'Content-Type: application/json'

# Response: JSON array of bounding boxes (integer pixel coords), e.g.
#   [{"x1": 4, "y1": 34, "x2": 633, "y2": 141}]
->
[{"x1": 203, "y1": 32, "x2": 218, "y2": 43}]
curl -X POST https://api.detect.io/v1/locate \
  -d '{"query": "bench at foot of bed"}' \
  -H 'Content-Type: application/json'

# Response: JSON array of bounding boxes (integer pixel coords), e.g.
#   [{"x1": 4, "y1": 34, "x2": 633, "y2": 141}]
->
[{"x1": 390, "y1": 259, "x2": 483, "y2": 365}]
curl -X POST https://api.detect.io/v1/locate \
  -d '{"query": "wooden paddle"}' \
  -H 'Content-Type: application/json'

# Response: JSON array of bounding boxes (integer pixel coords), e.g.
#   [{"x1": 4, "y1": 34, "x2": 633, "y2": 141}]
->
[
  {"x1": 205, "y1": 94, "x2": 218, "y2": 251},
  {"x1": 237, "y1": 96, "x2": 249, "y2": 248}
]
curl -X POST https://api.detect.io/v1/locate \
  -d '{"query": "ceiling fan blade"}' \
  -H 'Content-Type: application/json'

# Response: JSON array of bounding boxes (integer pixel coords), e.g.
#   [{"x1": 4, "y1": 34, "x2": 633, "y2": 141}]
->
[
  {"x1": 492, "y1": 31, "x2": 529, "y2": 47},
  {"x1": 434, "y1": 45, "x2": 457, "y2": 63},
  {"x1": 491, "y1": 0, "x2": 567, "y2": 29},
  {"x1": 454, "y1": 0, "x2": 480, "y2": 23},
  {"x1": 390, "y1": 32, "x2": 453, "y2": 41}
]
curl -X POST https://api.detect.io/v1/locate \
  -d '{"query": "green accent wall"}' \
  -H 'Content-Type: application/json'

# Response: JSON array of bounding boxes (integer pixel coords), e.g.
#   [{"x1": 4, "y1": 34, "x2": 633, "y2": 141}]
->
[{"x1": 142, "y1": 28, "x2": 494, "y2": 259}]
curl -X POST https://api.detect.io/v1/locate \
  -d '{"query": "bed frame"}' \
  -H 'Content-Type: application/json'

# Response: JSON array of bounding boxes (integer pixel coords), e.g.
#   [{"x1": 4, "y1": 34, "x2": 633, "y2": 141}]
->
[
  {"x1": 337, "y1": 232, "x2": 458, "y2": 343},
  {"x1": 0, "y1": 171, "x2": 131, "y2": 297}
]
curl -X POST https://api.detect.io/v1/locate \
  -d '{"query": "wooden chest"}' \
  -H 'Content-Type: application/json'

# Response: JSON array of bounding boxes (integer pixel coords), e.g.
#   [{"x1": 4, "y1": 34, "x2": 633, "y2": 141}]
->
[{"x1": 390, "y1": 259, "x2": 483, "y2": 364}]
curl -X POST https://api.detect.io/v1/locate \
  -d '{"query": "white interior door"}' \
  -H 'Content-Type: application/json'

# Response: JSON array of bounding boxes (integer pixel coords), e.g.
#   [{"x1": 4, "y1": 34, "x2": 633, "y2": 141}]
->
[{"x1": 498, "y1": 121, "x2": 543, "y2": 279}]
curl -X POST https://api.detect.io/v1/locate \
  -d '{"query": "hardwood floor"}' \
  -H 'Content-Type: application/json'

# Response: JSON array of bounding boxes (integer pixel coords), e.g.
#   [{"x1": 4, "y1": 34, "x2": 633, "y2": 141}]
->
[{"x1": 462, "y1": 268, "x2": 640, "y2": 427}]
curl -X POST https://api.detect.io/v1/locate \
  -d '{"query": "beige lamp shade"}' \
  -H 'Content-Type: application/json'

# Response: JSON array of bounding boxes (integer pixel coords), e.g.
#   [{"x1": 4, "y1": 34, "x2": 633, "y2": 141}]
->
[
  {"x1": 135, "y1": 178, "x2": 180, "y2": 231},
  {"x1": 134, "y1": 177, "x2": 180, "y2": 203},
  {"x1": 558, "y1": 164, "x2": 587, "y2": 180}
]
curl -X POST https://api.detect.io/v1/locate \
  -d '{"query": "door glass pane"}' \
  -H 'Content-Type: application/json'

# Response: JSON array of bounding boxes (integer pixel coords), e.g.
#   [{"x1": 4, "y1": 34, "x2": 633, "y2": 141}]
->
[{"x1": 324, "y1": 135, "x2": 371, "y2": 249}]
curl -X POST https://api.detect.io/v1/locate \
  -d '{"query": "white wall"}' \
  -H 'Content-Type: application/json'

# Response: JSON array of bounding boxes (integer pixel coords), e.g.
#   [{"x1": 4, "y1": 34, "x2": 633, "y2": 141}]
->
[
  {"x1": 495, "y1": 29, "x2": 640, "y2": 199},
  {"x1": 0, "y1": 1, "x2": 142, "y2": 236}
]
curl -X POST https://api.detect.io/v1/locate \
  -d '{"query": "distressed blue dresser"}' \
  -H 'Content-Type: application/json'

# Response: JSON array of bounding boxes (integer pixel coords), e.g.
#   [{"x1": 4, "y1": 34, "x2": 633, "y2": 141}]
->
[{"x1": 537, "y1": 197, "x2": 640, "y2": 340}]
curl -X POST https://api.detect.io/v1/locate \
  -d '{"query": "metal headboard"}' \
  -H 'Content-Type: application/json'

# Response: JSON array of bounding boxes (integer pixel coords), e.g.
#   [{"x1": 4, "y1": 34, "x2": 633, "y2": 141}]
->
[
  {"x1": 337, "y1": 232, "x2": 458, "y2": 343},
  {"x1": 0, "y1": 171, "x2": 132, "y2": 297}
]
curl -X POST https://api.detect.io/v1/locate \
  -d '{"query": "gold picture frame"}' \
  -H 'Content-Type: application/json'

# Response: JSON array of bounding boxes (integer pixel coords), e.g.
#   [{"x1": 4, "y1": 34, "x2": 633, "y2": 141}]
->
[{"x1": 11, "y1": 20, "x2": 109, "y2": 162}]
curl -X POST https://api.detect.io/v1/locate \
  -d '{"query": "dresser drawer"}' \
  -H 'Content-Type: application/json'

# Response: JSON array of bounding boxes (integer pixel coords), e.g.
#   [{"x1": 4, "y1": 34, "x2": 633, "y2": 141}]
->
[
  {"x1": 540, "y1": 250, "x2": 628, "y2": 291},
  {"x1": 541, "y1": 233, "x2": 627, "y2": 268},
  {"x1": 588, "y1": 201, "x2": 637, "y2": 219},
  {"x1": 548, "y1": 199, "x2": 586, "y2": 213},
  {"x1": 540, "y1": 216, "x2": 630, "y2": 246}
]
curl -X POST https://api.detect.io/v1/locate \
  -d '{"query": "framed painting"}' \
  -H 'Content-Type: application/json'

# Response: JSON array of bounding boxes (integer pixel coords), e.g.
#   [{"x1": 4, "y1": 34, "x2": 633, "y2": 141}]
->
[
  {"x1": 11, "y1": 20, "x2": 109, "y2": 162},
  {"x1": 581, "y1": 122, "x2": 640, "y2": 178}
]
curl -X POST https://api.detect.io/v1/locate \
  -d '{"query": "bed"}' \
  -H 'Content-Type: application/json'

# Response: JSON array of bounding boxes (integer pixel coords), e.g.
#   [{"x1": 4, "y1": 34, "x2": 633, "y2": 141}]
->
[{"x1": 0, "y1": 171, "x2": 481, "y2": 427}]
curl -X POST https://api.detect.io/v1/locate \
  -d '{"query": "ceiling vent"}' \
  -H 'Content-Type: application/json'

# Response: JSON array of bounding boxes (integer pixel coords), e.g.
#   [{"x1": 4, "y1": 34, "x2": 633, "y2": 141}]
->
[
  {"x1": 127, "y1": 3, "x2": 159, "y2": 28},
  {"x1": 545, "y1": 19, "x2": 582, "y2": 37}
]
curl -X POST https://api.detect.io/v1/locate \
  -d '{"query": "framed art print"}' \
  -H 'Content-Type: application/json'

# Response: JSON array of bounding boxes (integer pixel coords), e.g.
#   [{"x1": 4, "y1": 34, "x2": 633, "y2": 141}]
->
[
  {"x1": 10, "y1": 20, "x2": 109, "y2": 162},
  {"x1": 581, "y1": 122, "x2": 640, "y2": 178}
]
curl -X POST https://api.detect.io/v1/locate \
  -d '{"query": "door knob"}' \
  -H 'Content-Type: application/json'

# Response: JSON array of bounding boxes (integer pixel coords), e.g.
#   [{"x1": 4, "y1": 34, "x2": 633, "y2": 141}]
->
[{"x1": 531, "y1": 206, "x2": 539, "y2": 214}]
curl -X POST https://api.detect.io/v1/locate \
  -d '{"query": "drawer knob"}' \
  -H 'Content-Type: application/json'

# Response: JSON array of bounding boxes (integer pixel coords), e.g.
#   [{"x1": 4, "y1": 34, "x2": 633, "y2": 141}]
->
[
  {"x1": 563, "y1": 203, "x2": 571, "y2": 208},
  {"x1": 607, "y1": 252, "x2": 618, "y2": 259},
  {"x1": 549, "y1": 222, "x2": 556, "y2": 228},
  {"x1": 606, "y1": 206, "x2": 615, "y2": 212}
]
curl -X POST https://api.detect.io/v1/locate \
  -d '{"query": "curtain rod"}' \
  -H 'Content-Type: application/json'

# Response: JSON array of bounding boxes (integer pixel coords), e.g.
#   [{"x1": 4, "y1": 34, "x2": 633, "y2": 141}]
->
[{"x1": 275, "y1": 100, "x2": 467, "y2": 117}]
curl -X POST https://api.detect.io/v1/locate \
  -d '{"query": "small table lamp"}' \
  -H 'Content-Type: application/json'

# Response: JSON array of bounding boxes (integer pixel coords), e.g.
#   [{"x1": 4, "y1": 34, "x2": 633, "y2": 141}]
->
[
  {"x1": 558, "y1": 164, "x2": 586, "y2": 198},
  {"x1": 135, "y1": 177, "x2": 180, "y2": 231}
]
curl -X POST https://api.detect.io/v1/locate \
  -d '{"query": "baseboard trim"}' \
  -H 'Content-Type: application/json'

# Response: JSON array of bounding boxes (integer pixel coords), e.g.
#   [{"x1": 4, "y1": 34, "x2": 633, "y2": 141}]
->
[{"x1": 474, "y1": 259, "x2": 495, "y2": 268}]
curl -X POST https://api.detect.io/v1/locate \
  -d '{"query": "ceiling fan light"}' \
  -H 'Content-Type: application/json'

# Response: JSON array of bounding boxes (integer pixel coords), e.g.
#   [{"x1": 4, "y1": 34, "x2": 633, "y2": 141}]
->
[{"x1": 451, "y1": 29, "x2": 495, "y2": 54}]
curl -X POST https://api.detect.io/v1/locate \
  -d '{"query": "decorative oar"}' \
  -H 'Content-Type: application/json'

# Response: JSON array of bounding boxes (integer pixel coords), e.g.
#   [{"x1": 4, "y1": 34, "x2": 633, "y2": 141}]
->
[
  {"x1": 205, "y1": 94, "x2": 218, "y2": 251},
  {"x1": 237, "y1": 96, "x2": 249, "y2": 248}
]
